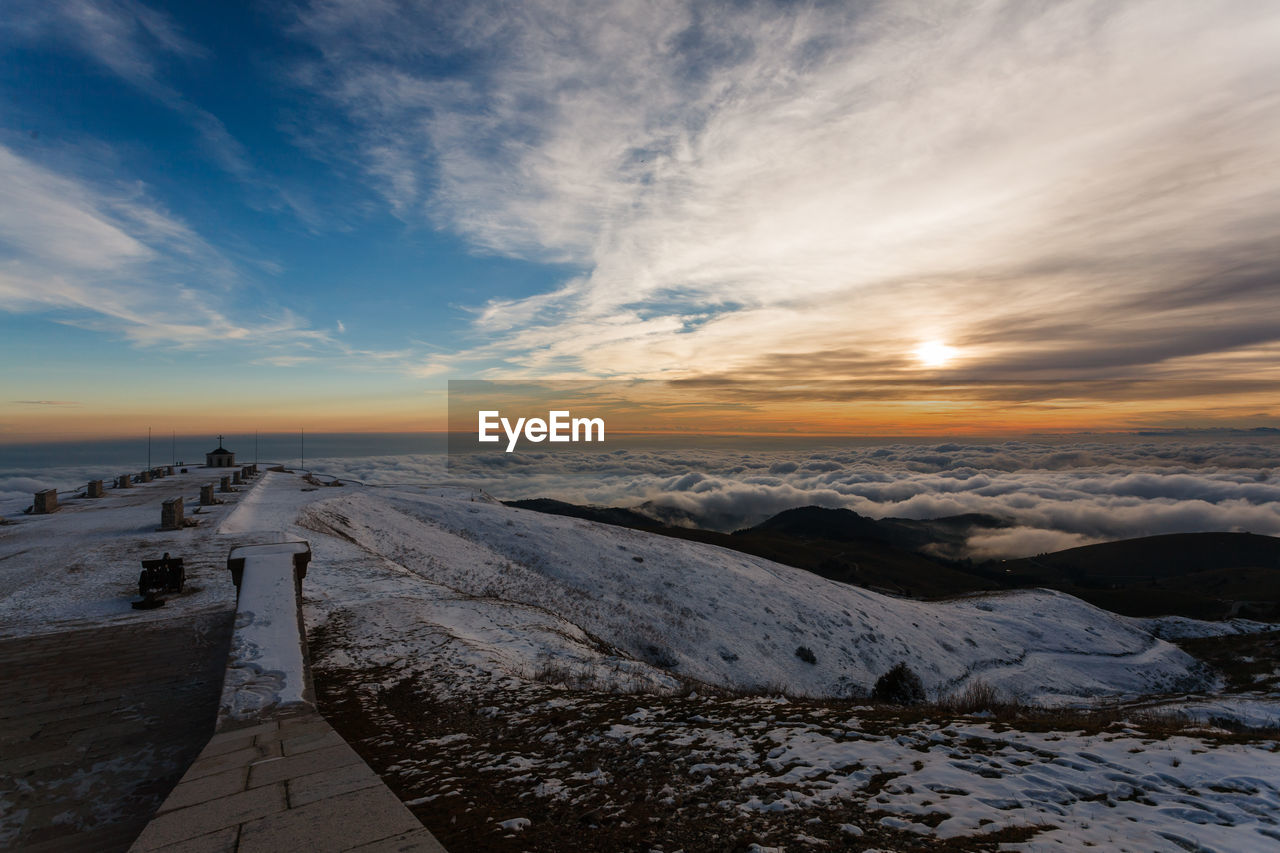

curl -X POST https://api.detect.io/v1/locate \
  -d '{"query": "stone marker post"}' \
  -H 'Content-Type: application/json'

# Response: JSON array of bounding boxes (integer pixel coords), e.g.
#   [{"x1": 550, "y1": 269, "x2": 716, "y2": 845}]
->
[
  {"x1": 161, "y1": 497, "x2": 184, "y2": 530},
  {"x1": 200, "y1": 483, "x2": 217, "y2": 506},
  {"x1": 118, "y1": 474, "x2": 133, "y2": 489},
  {"x1": 140, "y1": 470, "x2": 153, "y2": 483},
  {"x1": 220, "y1": 475, "x2": 233, "y2": 493},
  {"x1": 33, "y1": 489, "x2": 58, "y2": 514},
  {"x1": 87, "y1": 480, "x2": 105, "y2": 498}
]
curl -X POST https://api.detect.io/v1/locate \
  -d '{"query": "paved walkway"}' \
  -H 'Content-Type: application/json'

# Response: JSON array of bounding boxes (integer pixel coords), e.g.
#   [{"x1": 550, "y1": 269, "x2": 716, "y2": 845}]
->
[
  {"x1": 0, "y1": 609, "x2": 234, "y2": 851},
  {"x1": 129, "y1": 712, "x2": 445, "y2": 852}
]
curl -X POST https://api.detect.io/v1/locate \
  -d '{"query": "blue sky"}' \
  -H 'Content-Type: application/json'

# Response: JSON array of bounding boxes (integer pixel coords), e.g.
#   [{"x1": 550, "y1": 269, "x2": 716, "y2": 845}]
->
[
  {"x1": 2, "y1": 1, "x2": 1279, "y2": 440},
  {"x1": 2, "y1": 1, "x2": 572, "y2": 377}
]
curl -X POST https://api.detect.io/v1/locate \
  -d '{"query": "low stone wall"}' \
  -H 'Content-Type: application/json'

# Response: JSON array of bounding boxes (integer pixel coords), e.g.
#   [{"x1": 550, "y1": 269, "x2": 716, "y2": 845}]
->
[
  {"x1": 218, "y1": 542, "x2": 314, "y2": 729},
  {"x1": 129, "y1": 541, "x2": 446, "y2": 852}
]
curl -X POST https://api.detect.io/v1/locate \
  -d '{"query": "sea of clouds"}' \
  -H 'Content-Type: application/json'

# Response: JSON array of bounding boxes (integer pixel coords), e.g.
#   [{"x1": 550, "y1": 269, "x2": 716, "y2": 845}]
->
[
  {"x1": 319, "y1": 436, "x2": 1280, "y2": 560},
  {"x1": 5, "y1": 436, "x2": 1278, "y2": 560}
]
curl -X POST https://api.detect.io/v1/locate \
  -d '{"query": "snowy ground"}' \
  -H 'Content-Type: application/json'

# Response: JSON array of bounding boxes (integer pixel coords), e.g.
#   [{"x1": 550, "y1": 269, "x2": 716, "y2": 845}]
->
[
  {"x1": 3, "y1": 471, "x2": 1277, "y2": 851},
  {"x1": 297, "y1": 483, "x2": 1213, "y2": 703},
  {"x1": 314, "y1": 661, "x2": 1280, "y2": 852},
  {"x1": 0, "y1": 469, "x2": 251, "y2": 636}
]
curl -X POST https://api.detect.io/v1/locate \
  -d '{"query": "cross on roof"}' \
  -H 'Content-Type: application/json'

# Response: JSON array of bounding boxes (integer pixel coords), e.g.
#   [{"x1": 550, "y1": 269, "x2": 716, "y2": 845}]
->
[{"x1": 217, "y1": 434, "x2": 224, "y2": 444}]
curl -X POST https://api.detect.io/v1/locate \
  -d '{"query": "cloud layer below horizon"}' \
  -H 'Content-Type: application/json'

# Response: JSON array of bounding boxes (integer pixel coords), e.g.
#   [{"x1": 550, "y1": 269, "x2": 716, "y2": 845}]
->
[
  {"x1": 4, "y1": 436, "x2": 1277, "y2": 559},
  {"x1": 307, "y1": 436, "x2": 1280, "y2": 559}
]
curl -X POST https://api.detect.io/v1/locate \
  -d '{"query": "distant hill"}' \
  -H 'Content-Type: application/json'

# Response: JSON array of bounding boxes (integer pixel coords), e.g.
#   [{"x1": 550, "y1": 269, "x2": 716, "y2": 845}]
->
[
  {"x1": 504, "y1": 499, "x2": 659, "y2": 530},
  {"x1": 741, "y1": 505, "x2": 1011, "y2": 558},
  {"x1": 506, "y1": 499, "x2": 1280, "y2": 621},
  {"x1": 998, "y1": 532, "x2": 1280, "y2": 580},
  {"x1": 507, "y1": 500, "x2": 1003, "y2": 598},
  {"x1": 993, "y1": 532, "x2": 1280, "y2": 620}
]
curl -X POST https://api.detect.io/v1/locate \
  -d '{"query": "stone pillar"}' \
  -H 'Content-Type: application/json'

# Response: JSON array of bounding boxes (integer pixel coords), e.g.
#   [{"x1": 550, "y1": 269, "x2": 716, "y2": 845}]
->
[
  {"x1": 87, "y1": 480, "x2": 105, "y2": 498},
  {"x1": 140, "y1": 470, "x2": 153, "y2": 483},
  {"x1": 161, "y1": 497, "x2": 184, "y2": 530},
  {"x1": 34, "y1": 490, "x2": 58, "y2": 514},
  {"x1": 220, "y1": 476, "x2": 233, "y2": 493},
  {"x1": 166, "y1": 465, "x2": 175, "y2": 476},
  {"x1": 118, "y1": 474, "x2": 133, "y2": 489},
  {"x1": 232, "y1": 470, "x2": 243, "y2": 485},
  {"x1": 200, "y1": 484, "x2": 217, "y2": 506}
]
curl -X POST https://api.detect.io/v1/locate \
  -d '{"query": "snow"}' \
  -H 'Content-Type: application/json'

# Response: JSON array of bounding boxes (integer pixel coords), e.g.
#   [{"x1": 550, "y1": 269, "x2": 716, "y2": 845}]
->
[
  {"x1": 1136, "y1": 615, "x2": 1277, "y2": 640},
  {"x1": 0, "y1": 470, "x2": 250, "y2": 637},
  {"x1": 218, "y1": 542, "x2": 313, "y2": 724},
  {"x1": 3, "y1": 468, "x2": 1276, "y2": 851},
  {"x1": 1172, "y1": 696, "x2": 1280, "y2": 729},
  {"x1": 0, "y1": 470, "x2": 1219, "y2": 702},
  {"x1": 735, "y1": 719, "x2": 1280, "y2": 848},
  {"x1": 337, "y1": 672, "x2": 1280, "y2": 852},
  {"x1": 299, "y1": 485, "x2": 1208, "y2": 702},
  {"x1": 0, "y1": 472, "x2": 1235, "y2": 705}
]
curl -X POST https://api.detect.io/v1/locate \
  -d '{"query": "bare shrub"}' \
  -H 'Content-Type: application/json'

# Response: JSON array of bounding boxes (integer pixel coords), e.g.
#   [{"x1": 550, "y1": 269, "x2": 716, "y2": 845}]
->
[
  {"x1": 871, "y1": 662, "x2": 926, "y2": 705},
  {"x1": 939, "y1": 680, "x2": 1012, "y2": 714}
]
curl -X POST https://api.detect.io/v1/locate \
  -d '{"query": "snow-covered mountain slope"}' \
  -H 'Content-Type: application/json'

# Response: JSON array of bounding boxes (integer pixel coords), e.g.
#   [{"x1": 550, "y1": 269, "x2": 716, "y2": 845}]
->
[{"x1": 298, "y1": 485, "x2": 1209, "y2": 703}]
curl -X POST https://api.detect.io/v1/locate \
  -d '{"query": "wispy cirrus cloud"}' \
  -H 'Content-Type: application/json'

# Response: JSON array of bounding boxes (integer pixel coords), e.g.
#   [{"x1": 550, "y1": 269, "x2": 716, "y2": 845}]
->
[
  {"x1": 292, "y1": 0, "x2": 1280, "y2": 416},
  {"x1": 0, "y1": 143, "x2": 331, "y2": 351},
  {"x1": 5, "y1": 0, "x2": 251, "y2": 177},
  {"x1": 2, "y1": 0, "x2": 340, "y2": 229}
]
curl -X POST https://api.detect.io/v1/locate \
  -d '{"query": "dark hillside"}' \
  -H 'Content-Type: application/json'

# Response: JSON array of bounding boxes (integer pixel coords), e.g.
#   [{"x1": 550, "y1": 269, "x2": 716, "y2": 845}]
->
[
  {"x1": 507, "y1": 500, "x2": 1280, "y2": 619},
  {"x1": 993, "y1": 532, "x2": 1280, "y2": 619}
]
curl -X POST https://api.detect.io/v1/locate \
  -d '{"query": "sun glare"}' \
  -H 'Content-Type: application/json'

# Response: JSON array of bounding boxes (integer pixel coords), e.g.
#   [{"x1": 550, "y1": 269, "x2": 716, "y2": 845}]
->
[{"x1": 915, "y1": 340, "x2": 957, "y2": 368}]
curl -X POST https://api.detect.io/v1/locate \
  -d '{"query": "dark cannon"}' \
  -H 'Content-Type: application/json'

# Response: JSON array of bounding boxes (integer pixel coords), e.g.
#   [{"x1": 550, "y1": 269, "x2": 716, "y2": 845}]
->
[{"x1": 132, "y1": 553, "x2": 185, "y2": 609}]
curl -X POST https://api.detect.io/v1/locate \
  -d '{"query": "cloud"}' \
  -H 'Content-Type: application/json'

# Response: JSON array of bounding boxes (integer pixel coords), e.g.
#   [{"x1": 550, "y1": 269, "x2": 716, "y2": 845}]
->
[
  {"x1": 0, "y1": 138, "x2": 440, "y2": 373},
  {"x1": 416, "y1": 435, "x2": 1280, "y2": 557},
  {"x1": 0, "y1": 143, "x2": 333, "y2": 352},
  {"x1": 3, "y1": 0, "x2": 340, "y2": 228},
  {"x1": 5, "y1": 0, "x2": 253, "y2": 176},
  {"x1": 962, "y1": 528, "x2": 1102, "y2": 562},
  {"x1": 11, "y1": 436, "x2": 1272, "y2": 558},
  {"x1": 13, "y1": 401, "x2": 80, "y2": 406},
  {"x1": 291, "y1": 0, "x2": 1280, "y2": 399}
]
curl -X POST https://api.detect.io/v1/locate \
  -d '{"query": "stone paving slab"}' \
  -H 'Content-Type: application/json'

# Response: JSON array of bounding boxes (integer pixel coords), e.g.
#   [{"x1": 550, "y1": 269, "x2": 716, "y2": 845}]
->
[
  {"x1": 346, "y1": 829, "x2": 450, "y2": 853},
  {"x1": 129, "y1": 714, "x2": 446, "y2": 853}
]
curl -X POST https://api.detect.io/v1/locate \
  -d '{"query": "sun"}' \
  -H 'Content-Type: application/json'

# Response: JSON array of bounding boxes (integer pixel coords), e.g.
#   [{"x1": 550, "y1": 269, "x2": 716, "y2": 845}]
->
[{"x1": 914, "y1": 340, "x2": 957, "y2": 368}]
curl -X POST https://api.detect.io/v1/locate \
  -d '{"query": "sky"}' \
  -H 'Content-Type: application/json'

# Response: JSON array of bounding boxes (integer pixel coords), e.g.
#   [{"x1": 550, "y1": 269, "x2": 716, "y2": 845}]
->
[{"x1": 2, "y1": 0, "x2": 1279, "y2": 441}]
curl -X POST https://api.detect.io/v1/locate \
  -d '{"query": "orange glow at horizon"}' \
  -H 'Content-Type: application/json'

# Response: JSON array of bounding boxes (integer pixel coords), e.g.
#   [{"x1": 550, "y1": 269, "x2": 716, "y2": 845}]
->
[{"x1": 5, "y1": 375, "x2": 1278, "y2": 445}]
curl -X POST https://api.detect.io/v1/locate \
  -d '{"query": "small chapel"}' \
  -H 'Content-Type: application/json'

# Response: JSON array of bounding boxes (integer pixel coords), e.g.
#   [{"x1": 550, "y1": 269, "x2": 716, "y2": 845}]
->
[{"x1": 205, "y1": 436, "x2": 236, "y2": 468}]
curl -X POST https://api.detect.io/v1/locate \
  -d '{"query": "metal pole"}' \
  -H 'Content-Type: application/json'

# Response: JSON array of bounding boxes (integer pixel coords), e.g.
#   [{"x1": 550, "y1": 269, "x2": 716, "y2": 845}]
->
[
  {"x1": 147, "y1": 426, "x2": 151, "y2": 470},
  {"x1": 301, "y1": 427, "x2": 305, "y2": 471}
]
